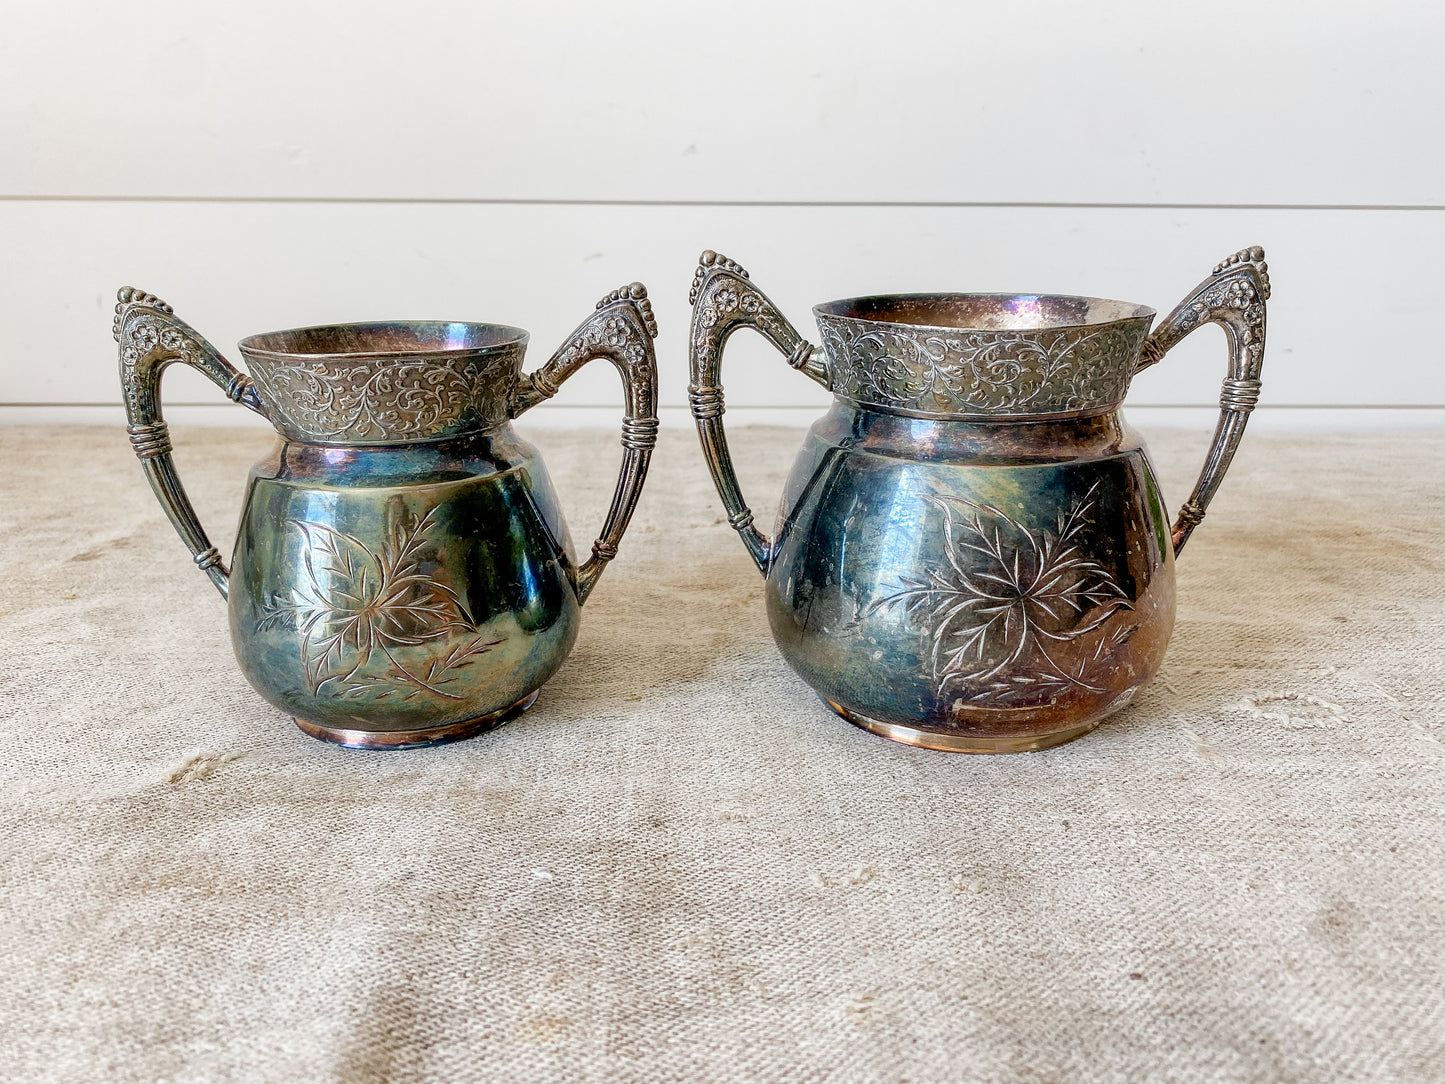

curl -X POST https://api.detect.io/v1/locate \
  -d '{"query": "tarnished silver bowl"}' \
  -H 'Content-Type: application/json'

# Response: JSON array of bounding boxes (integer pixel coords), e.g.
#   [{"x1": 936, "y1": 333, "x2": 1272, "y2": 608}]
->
[
  {"x1": 688, "y1": 248, "x2": 1269, "y2": 753},
  {"x1": 116, "y1": 283, "x2": 659, "y2": 749}
]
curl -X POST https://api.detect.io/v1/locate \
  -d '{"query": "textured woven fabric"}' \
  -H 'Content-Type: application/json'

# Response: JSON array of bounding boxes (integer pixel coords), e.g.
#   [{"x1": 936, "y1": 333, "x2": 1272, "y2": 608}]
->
[{"x1": 1, "y1": 424, "x2": 1442, "y2": 1083}]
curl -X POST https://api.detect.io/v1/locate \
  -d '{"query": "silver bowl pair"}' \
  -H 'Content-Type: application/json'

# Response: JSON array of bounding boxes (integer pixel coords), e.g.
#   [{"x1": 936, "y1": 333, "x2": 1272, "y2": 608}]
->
[{"x1": 117, "y1": 246, "x2": 1267, "y2": 752}]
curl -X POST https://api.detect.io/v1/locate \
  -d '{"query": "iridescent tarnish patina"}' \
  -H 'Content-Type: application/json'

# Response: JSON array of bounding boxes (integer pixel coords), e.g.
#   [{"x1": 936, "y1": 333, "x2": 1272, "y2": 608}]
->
[
  {"x1": 116, "y1": 283, "x2": 659, "y2": 749},
  {"x1": 688, "y1": 248, "x2": 1269, "y2": 753}
]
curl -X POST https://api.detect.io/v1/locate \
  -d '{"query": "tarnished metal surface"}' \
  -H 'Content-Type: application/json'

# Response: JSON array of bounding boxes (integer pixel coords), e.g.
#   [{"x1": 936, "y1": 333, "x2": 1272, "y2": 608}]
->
[
  {"x1": 115, "y1": 283, "x2": 659, "y2": 749},
  {"x1": 688, "y1": 248, "x2": 1269, "y2": 752},
  {"x1": 240, "y1": 321, "x2": 530, "y2": 445},
  {"x1": 815, "y1": 295, "x2": 1154, "y2": 419}
]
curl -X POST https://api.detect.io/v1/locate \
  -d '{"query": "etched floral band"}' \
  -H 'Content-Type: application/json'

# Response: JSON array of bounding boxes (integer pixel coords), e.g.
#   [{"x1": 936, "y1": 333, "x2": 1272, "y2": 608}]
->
[{"x1": 688, "y1": 246, "x2": 1269, "y2": 752}]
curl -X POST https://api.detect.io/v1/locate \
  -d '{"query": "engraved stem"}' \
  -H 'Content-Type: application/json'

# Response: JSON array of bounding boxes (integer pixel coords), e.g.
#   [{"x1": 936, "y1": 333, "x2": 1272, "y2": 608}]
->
[
  {"x1": 688, "y1": 250, "x2": 825, "y2": 576},
  {"x1": 510, "y1": 283, "x2": 659, "y2": 605},
  {"x1": 1140, "y1": 247, "x2": 1269, "y2": 555},
  {"x1": 115, "y1": 287, "x2": 271, "y2": 598}
]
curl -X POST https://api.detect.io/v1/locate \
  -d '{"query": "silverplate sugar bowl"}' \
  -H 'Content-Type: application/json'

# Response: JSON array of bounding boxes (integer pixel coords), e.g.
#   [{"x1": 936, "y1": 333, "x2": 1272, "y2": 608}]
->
[
  {"x1": 688, "y1": 247, "x2": 1269, "y2": 752},
  {"x1": 116, "y1": 282, "x2": 659, "y2": 749}
]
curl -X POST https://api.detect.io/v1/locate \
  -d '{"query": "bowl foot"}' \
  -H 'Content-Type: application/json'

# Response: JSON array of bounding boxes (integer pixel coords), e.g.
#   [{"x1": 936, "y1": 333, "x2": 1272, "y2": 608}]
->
[
  {"x1": 825, "y1": 699, "x2": 1102, "y2": 754},
  {"x1": 293, "y1": 691, "x2": 540, "y2": 751}
]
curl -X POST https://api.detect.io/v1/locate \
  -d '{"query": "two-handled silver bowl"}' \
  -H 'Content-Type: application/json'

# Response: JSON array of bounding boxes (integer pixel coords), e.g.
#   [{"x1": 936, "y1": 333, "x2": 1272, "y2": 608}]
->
[
  {"x1": 116, "y1": 282, "x2": 659, "y2": 749},
  {"x1": 688, "y1": 247, "x2": 1268, "y2": 752}
]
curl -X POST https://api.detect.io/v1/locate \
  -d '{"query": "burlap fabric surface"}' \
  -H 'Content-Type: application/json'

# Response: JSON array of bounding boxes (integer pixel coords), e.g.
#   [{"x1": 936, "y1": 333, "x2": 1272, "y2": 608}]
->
[{"x1": 1, "y1": 424, "x2": 1441, "y2": 1083}]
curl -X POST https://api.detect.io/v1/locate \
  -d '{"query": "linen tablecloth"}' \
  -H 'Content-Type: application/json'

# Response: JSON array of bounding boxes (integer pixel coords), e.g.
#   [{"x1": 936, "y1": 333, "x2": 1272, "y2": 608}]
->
[{"x1": 2, "y1": 424, "x2": 1442, "y2": 1082}]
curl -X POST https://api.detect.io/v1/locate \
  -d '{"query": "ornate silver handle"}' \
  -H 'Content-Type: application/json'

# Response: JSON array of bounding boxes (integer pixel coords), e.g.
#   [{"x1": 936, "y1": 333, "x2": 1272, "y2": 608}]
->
[
  {"x1": 1138, "y1": 246, "x2": 1270, "y2": 556},
  {"x1": 688, "y1": 251, "x2": 830, "y2": 575},
  {"x1": 511, "y1": 283, "x2": 659, "y2": 604},
  {"x1": 114, "y1": 287, "x2": 270, "y2": 599}
]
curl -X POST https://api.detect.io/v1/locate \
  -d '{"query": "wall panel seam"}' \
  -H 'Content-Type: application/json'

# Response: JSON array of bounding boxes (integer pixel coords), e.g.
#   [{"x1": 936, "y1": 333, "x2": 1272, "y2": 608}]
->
[{"x1": 2, "y1": 196, "x2": 1442, "y2": 212}]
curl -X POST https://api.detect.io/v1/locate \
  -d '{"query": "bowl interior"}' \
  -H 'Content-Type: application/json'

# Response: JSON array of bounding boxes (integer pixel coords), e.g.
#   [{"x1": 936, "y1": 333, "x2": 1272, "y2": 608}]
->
[
  {"x1": 239, "y1": 320, "x2": 528, "y2": 359},
  {"x1": 813, "y1": 293, "x2": 1154, "y2": 332}
]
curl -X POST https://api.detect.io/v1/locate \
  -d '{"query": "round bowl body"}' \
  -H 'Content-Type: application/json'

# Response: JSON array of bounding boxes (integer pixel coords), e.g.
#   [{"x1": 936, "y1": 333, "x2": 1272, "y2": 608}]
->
[
  {"x1": 766, "y1": 405, "x2": 1174, "y2": 751},
  {"x1": 766, "y1": 291, "x2": 1172, "y2": 752},
  {"x1": 228, "y1": 425, "x2": 580, "y2": 748},
  {"x1": 222, "y1": 321, "x2": 580, "y2": 748}
]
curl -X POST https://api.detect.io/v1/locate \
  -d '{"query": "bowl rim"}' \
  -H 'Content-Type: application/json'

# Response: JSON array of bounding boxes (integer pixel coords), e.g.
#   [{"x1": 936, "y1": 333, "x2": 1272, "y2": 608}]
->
[
  {"x1": 812, "y1": 292, "x2": 1157, "y2": 332},
  {"x1": 237, "y1": 320, "x2": 530, "y2": 362}
]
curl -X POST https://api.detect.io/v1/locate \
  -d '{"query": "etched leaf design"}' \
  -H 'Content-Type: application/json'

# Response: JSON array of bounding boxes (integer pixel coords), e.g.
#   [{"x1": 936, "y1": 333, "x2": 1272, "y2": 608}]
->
[
  {"x1": 868, "y1": 481, "x2": 1137, "y2": 704},
  {"x1": 259, "y1": 508, "x2": 502, "y2": 700}
]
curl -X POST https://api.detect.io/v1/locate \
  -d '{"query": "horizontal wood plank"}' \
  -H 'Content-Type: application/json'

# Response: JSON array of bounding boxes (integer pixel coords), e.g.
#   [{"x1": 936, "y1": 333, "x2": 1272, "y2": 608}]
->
[
  {"x1": 1, "y1": 0, "x2": 1439, "y2": 205},
  {"x1": 0, "y1": 200, "x2": 1437, "y2": 410}
]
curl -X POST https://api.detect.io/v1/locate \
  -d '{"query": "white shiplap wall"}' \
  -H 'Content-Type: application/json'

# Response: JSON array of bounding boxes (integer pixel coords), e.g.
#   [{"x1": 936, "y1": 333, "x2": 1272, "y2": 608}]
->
[{"x1": 2, "y1": 0, "x2": 1441, "y2": 428}]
